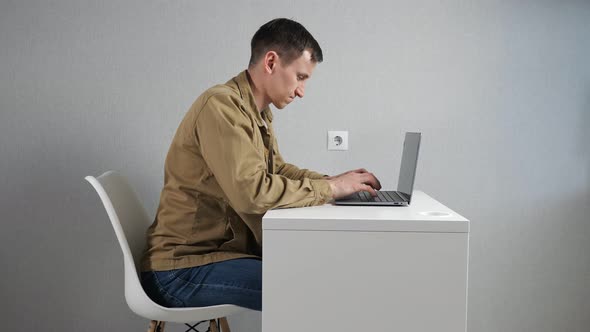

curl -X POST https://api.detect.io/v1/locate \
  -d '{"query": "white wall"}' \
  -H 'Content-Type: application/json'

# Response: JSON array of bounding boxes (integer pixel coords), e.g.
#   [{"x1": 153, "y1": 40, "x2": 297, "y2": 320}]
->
[{"x1": 1, "y1": 1, "x2": 588, "y2": 331}]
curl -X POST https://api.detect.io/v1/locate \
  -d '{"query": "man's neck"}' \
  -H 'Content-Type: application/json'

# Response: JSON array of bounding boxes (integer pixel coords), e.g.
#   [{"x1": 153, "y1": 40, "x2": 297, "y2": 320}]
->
[{"x1": 246, "y1": 68, "x2": 269, "y2": 113}]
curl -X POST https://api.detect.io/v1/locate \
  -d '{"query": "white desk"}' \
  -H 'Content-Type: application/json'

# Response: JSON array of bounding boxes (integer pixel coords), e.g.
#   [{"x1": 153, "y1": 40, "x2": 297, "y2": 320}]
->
[{"x1": 262, "y1": 191, "x2": 469, "y2": 332}]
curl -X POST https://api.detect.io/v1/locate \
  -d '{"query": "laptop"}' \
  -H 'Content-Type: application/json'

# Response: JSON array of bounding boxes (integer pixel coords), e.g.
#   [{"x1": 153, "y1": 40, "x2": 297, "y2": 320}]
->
[{"x1": 334, "y1": 132, "x2": 421, "y2": 206}]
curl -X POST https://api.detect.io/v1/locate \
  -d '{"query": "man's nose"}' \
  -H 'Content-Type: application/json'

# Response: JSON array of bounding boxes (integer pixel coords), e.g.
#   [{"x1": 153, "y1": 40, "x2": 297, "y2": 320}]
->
[{"x1": 295, "y1": 85, "x2": 305, "y2": 98}]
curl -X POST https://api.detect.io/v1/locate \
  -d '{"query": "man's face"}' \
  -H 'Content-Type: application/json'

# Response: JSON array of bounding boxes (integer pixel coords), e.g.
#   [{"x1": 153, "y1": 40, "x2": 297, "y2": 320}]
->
[{"x1": 267, "y1": 50, "x2": 316, "y2": 109}]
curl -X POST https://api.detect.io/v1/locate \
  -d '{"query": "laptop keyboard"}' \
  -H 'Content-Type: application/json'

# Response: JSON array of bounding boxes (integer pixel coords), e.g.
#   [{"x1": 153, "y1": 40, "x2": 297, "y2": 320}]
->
[{"x1": 357, "y1": 191, "x2": 402, "y2": 202}]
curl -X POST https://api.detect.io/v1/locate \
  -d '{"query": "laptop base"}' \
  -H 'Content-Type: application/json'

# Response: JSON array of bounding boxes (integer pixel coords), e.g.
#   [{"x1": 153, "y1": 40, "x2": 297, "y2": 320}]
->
[{"x1": 334, "y1": 190, "x2": 408, "y2": 206}]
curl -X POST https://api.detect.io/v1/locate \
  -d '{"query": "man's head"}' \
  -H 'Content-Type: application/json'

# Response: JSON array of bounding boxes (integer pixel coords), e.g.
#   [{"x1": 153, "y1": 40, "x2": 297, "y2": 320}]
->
[{"x1": 248, "y1": 18, "x2": 323, "y2": 109}]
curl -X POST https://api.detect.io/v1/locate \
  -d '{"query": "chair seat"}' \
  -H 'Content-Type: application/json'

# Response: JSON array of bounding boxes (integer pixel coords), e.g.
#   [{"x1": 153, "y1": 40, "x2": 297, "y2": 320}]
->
[{"x1": 130, "y1": 302, "x2": 249, "y2": 324}]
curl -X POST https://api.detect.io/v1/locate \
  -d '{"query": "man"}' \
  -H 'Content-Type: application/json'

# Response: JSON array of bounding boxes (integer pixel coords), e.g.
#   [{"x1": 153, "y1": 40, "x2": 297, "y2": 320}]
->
[{"x1": 141, "y1": 18, "x2": 381, "y2": 312}]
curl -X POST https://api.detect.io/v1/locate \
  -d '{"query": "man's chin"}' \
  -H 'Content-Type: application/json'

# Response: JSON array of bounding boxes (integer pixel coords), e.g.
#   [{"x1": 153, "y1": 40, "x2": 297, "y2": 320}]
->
[{"x1": 272, "y1": 102, "x2": 288, "y2": 110}]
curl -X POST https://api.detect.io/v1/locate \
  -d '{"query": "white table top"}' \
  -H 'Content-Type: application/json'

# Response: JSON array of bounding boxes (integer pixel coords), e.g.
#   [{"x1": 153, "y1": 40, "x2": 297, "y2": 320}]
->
[{"x1": 263, "y1": 191, "x2": 469, "y2": 233}]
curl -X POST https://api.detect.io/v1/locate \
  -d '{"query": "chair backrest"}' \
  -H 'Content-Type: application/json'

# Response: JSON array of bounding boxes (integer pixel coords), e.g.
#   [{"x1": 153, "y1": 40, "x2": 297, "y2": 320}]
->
[
  {"x1": 85, "y1": 171, "x2": 151, "y2": 270},
  {"x1": 86, "y1": 171, "x2": 251, "y2": 322}
]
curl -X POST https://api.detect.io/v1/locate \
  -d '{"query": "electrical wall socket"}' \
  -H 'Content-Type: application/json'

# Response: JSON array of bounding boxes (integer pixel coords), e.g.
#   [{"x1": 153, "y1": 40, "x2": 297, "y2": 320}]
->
[{"x1": 327, "y1": 131, "x2": 349, "y2": 150}]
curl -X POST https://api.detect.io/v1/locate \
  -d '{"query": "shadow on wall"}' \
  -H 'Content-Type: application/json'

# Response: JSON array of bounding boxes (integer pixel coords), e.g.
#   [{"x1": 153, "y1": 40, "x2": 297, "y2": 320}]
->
[
  {"x1": 515, "y1": 186, "x2": 589, "y2": 329},
  {"x1": 583, "y1": 94, "x2": 590, "y2": 188}
]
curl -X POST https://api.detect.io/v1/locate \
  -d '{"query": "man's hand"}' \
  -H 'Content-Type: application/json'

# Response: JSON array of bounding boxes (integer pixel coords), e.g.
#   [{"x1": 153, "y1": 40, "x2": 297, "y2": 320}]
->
[{"x1": 326, "y1": 168, "x2": 382, "y2": 199}]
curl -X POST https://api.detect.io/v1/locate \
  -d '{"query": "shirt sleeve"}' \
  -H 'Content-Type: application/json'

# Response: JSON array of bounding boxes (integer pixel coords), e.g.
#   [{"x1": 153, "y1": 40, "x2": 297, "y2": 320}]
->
[{"x1": 195, "y1": 94, "x2": 333, "y2": 214}]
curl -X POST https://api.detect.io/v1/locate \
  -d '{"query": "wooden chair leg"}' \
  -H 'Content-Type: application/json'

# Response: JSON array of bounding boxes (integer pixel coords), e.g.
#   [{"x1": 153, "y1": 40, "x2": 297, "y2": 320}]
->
[
  {"x1": 219, "y1": 317, "x2": 231, "y2": 332},
  {"x1": 147, "y1": 320, "x2": 166, "y2": 332},
  {"x1": 209, "y1": 319, "x2": 220, "y2": 332}
]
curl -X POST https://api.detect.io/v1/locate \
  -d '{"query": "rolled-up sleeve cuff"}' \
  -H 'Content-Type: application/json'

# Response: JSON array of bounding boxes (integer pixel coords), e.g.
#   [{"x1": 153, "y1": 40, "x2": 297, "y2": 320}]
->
[{"x1": 309, "y1": 179, "x2": 333, "y2": 205}]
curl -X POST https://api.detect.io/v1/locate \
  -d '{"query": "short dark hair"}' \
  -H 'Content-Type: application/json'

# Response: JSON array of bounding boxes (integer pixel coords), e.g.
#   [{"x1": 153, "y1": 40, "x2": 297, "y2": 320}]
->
[{"x1": 249, "y1": 18, "x2": 323, "y2": 67}]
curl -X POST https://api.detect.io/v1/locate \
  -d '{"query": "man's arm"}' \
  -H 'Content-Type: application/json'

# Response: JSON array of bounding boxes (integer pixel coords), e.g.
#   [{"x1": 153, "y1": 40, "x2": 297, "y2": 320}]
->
[{"x1": 267, "y1": 124, "x2": 383, "y2": 199}]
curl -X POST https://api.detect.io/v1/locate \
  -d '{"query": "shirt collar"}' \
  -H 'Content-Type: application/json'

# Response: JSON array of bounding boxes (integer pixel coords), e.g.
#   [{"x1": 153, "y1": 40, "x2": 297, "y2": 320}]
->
[{"x1": 230, "y1": 70, "x2": 274, "y2": 127}]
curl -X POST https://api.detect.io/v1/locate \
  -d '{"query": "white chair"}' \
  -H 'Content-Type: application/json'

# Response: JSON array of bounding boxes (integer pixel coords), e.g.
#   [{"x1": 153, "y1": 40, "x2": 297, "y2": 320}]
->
[{"x1": 85, "y1": 171, "x2": 252, "y2": 332}]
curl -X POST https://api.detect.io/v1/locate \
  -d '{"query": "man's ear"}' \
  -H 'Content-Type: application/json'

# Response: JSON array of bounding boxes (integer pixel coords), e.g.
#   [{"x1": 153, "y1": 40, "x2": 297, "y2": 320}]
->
[{"x1": 264, "y1": 51, "x2": 279, "y2": 73}]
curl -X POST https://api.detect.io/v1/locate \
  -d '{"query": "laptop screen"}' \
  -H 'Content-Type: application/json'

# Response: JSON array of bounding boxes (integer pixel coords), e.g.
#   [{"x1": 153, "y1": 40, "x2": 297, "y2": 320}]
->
[{"x1": 397, "y1": 132, "x2": 421, "y2": 202}]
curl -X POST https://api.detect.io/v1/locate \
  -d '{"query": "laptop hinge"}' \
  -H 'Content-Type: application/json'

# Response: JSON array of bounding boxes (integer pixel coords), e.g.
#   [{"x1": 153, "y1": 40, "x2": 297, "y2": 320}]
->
[{"x1": 397, "y1": 191, "x2": 410, "y2": 202}]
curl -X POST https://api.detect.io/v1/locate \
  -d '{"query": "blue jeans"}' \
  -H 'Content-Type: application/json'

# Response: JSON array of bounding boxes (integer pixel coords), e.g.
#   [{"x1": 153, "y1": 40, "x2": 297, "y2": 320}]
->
[{"x1": 141, "y1": 258, "x2": 262, "y2": 311}]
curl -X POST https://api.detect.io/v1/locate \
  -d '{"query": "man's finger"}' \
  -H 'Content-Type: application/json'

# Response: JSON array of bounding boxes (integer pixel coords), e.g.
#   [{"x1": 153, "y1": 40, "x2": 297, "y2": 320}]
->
[
  {"x1": 360, "y1": 173, "x2": 380, "y2": 189},
  {"x1": 367, "y1": 173, "x2": 382, "y2": 190},
  {"x1": 374, "y1": 176, "x2": 382, "y2": 190},
  {"x1": 364, "y1": 185, "x2": 377, "y2": 196}
]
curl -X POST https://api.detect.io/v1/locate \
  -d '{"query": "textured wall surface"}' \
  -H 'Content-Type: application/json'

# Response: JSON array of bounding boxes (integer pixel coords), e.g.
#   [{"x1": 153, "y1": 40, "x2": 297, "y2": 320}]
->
[{"x1": 1, "y1": 1, "x2": 588, "y2": 331}]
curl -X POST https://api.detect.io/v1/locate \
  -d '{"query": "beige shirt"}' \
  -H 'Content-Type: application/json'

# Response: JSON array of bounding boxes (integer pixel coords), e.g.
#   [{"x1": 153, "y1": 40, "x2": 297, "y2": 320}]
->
[{"x1": 141, "y1": 71, "x2": 333, "y2": 271}]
